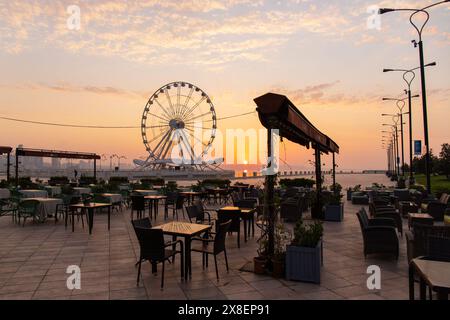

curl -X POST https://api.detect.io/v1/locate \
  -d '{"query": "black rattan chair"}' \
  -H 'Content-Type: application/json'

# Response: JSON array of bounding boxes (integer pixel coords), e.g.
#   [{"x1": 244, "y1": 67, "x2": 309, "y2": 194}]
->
[
  {"x1": 165, "y1": 192, "x2": 184, "y2": 220},
  {"x1": 132, "y1": 225, "x2": 183, "y2": 288},
  {"x1": 356, "y1": 209, "x2": 399, "y2": 259},
  {"x1": 131, "y1": 195, "x2": 146, "y2": 220},
  {"x1": 217, "y1": 209, "x2": 241, "y2": 248},
  {"x1": 191, "y1": 220, "x2": 231, "y2": 280}
]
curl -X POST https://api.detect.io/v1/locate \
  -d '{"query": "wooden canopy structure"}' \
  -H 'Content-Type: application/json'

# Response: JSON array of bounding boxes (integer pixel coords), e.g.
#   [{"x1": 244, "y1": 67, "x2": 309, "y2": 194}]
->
[
  {"x1": 15, "y1": 147, "x2": 101, "y2": 185},
  {"x1": 255, "y1": 93, "x2": 339, "y2": 154},
  {"x1": 0, "y1": 146, "x2": 13, "y2": 181},
  {"x1": 254, "y1": 92, "x2": 339, "y2": 257}
]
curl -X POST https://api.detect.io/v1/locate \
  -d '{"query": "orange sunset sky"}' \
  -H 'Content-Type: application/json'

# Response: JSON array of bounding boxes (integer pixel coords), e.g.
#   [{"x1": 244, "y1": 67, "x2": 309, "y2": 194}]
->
[{"x1": 0, "y1": 0, "x2": 449, "y2": 172}]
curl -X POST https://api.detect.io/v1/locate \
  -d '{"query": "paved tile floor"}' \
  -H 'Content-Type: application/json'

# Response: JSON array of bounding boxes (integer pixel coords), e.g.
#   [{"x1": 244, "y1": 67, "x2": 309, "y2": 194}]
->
[{"x1": 0, "y1": 199, "x2": 415, "y2": 300}]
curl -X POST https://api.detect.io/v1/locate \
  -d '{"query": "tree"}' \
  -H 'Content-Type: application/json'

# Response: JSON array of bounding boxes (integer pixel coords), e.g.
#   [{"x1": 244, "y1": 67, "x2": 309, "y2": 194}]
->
[
  {"x1": 438, "y1": 143, "x2": 450, "y2": 179},
  {"x1": 412, "y1": 150, "x2": 439, "y2": 175}
]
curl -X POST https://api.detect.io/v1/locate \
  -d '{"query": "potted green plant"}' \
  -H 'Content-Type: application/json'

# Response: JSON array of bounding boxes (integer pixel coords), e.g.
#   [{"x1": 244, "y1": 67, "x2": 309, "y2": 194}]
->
[
  {"x1": 286, "y1": 220, "x2": 323, "y2": 283},
  {"x1": 324, "y1": 185, "x2": 344, "y2": 222},
  {"x1": 347, "y1": 184, "x2": 361, "y2": 201}
]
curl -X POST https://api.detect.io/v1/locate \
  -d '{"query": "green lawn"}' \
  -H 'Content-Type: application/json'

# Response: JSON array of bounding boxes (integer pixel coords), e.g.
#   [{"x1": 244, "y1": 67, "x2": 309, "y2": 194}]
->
[{"x1": 415, "y1": 174, "x2": 450, "y2": 194}]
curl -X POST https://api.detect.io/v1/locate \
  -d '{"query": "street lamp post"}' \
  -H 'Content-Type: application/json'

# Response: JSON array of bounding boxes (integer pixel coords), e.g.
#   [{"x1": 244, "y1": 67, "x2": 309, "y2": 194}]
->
[
  {"x1": 118, "y1": 156, "x2": 127, "y2": 170},
  {"x1": 383, "y1": 63, "x2": 435, "y2": 184},
  {"x1": 382, "y1": 97, "x2": 419, "y2": 177},
  {"x1": 383, "y1": 117, "x2": 401, "y2": 177},
  {"x1": 110, "y1": 154, "x2": 118, "y2": 170},
  {"x1": 379, "y1": 0, "x2": 449, "y2": 193},
  {"x1": 383, "y1": 125, "x2": 400, "y2": 177}
]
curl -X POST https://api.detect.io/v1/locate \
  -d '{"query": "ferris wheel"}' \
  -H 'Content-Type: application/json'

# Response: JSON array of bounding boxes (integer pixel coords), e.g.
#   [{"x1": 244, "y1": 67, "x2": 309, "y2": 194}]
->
[{"x1": 140, "y1": 81, "x2": 217, "y2": 168}]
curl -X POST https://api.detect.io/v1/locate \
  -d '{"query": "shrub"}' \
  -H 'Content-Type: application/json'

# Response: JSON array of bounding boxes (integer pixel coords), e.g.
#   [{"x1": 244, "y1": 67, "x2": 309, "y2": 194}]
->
[
  {"x1": 291, "y1": 220, "x2": 323, "y2": 248},
  {"x1": 141, "y1": 178, "x2": 165, "y2": 188},
  {"x1": 201, "y1": 179, "x2": 231, "y2": 188},
  {"x1": 280, "y1": 178, "x2": 315, "y2": 188},
  {"x1": 79, "y1": 176, "x2": 97, "y2": 186}
]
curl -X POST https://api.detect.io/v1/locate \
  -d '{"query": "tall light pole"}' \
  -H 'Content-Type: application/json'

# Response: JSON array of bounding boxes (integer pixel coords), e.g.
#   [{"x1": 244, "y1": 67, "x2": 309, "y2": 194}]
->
[
  {"x1": 383, "y1": 121, "x2": 400, "y2": 177},
  {"x1": 379, "y1": 1, "x2": 449, "y2": 194},
  {"x1": 118, "y1": 156, "x2": 127, "y2": 170},
  {"x1": 382, "y1": 134, "x2": 395, "y2": 177},
  {"x1": 110, "y1": 154, "x2": 118, "y2": 170},
  {"x1": 383, "y1": 63, "x2": 435, "y2": 184},
  {"x1": 382, "y1": 97, "x2": 419, "y2": 176},
  {"x1": 99, "y1": 154, "x2": 107, "y2": 170}
]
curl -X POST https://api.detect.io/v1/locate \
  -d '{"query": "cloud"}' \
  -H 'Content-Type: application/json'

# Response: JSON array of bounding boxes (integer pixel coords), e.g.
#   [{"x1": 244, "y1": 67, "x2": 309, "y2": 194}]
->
[
  {"x1": 0, "y1": 82, "x2": 147, "y2": 99},
  {"x1": 0, "y1": 0, "x2": 366, "y2": 66},
  {"x1": 1, "y1": 0, "x2": 448, "y2": 67}
]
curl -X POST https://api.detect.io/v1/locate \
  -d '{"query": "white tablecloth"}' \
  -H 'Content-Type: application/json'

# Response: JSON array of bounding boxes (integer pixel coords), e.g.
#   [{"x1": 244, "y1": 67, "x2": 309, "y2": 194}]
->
[
  {"x1": 45, "y1": 186, "x2": 61, "y2": 197},
  {"x1": 73, "y1": 187, "x2": 91, "y2": 195},
  {"x1": 20, "y1": 190, "x2": 48, "y2": 198},
  {"x1": 0, "y1": 188, "x2": 10, "y2": 199},
  {"x1": 134, "y1": 190, "x2": 158, "y2": 196},
  {"x1": 24, "y1": 197, "x2": 63, "y2": 220},
  {"x1": 102, "y1": 193, "x2": 123, "y2": 204}
]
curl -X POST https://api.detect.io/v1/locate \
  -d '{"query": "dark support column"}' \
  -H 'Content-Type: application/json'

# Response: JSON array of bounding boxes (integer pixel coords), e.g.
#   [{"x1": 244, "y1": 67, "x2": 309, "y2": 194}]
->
[
  {"x1": 332, "y1": 152, "x2": 336, "y2": 193},
  {"x1": 313, "y1": 145, "x2": 323, "y2": 219},
  {"x1": 6, "y1": 152, "x2": 10, "y2": 181},
  {"x1": 94, "y1": 158, "x2": 97, "y2": 180},
  {"x1": 15, "y1": 153, "x2": 19, "y2": 186},
  {"x1": 264, "y1": 128, "x2": 275, "y2": 258}
]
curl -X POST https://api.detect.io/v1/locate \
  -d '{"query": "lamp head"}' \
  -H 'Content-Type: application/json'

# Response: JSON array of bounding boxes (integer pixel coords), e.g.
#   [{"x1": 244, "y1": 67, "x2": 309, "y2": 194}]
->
[
  {"x1": 379, "y1": 8, "x2": 395, "y2": 14},
  {"x1": 426, "y1": 62, "x2": 437, "y2": 67}
]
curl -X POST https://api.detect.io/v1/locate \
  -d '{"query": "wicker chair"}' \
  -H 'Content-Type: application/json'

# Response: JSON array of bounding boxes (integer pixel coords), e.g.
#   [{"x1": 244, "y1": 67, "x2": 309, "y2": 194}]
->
[
  {"x1": 191, "y1": 220, "x2": 232, "y2": 280},
  {"x1": 356, "y1": 209, "x2": 399, "y2": 259},
  {"x1": 280, "y1": 197, "x2": 303, "y2": 222},
  {"x1": 405, "y1": 224, "x2": 450, "y2": 262},
  {"x1": 17, "y1": 199, "x2": 40, "y2": 227},
  {"x1": 132, "y1": 226, "x2": 183, "y2": 288},
  {"x1": 368, "y1": 203, "x2": 403, "y2": 236}
]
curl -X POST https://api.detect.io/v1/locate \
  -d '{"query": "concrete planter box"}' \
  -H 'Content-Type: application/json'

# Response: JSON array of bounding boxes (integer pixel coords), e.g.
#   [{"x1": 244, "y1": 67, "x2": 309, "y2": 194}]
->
[
  {"x1": 324, "y1": 203, "x2": 344, "y2": 222},
  {"x1": 351, "y1": 192, "x2": 369, "y2": 205},
  {"x1": 285, "y1": 241, "x2": 322, "y2": 284},
  {"x1": 346, "y1": 190, "x2": 353, "y2": 201}
]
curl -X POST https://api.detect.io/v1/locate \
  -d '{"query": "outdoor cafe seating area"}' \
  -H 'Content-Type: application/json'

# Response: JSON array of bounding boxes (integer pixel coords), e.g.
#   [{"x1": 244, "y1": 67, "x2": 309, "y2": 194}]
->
[{"x1": 0, "y1": 176, "x2": 449, "y2": 300}]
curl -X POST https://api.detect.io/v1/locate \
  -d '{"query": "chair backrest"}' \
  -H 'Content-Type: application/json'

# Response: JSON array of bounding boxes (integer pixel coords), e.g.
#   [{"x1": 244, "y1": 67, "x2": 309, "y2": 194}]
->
[
  {"x1": 131, "y1": 195, "x2": 145, "y2": 210},
  {"x1": 19, "y1": 199, "x2": 40, "y2": 212},
  {"x1": 166, "y1": 192, "x2": 178, "y2": 204},
  {"x1": 131, "y1": 218, "x2": 152, "y2": 229},
  {"x1": 394, "y1": 189, "x2": 410, "y2": 201},
  {"x1": 427, "y1": 202, "x2": 446, "y2": 221},
  {"x1": 439, "y1": 193, "x2": 448, "y2": 203},
  {"x1": 356, "y1": 209, "x2": 369, "y2": 231},
  {"x1": 428, "y1": 236, "x2": 450, "y2": 261},
  {"x1": 214, "y1": 220, "x2": 232, "y2": 254},
  {"x1": 217, "y1": 210, "x2": 240, "y2": 232},
  {"x1": 69, "y1": 195, "x2": 81, "y2": 205},
  {"x1": 412, "y1": 224, "x2": 450, "y2": 258},
  {"x1": 176, "y1": 194, "x2": 184, "y2": 209},
  {"x1": 193, "y1": 200, "x2": 208, "y2": 220},
  {"x1": 133, "y1": 226, "x2": 165, "y2": 262},
  {"x1": 186, "y1": 205, "x2": 200, "y2": 223}
]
